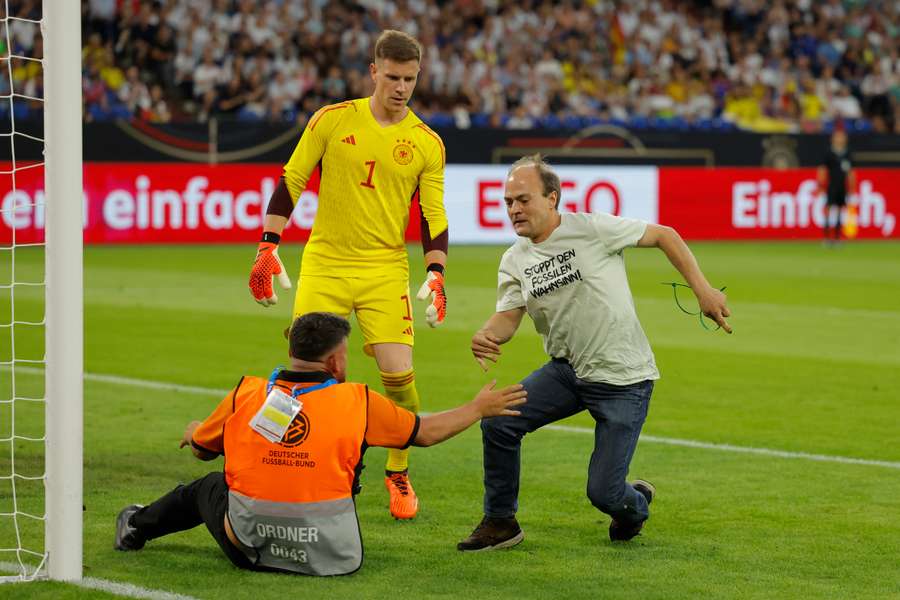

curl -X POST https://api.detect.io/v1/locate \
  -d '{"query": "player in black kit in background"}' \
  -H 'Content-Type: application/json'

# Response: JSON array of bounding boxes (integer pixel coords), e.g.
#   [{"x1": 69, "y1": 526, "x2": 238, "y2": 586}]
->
[{"x1": 818, "y1": 126, "x2": 856, "y2": 244}]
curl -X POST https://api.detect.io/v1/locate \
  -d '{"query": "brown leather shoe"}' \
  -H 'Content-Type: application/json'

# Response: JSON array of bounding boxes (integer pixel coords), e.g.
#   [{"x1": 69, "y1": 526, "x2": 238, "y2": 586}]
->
[{"x1": 457, "y1": 516, "x2": 523, "y2": 551}]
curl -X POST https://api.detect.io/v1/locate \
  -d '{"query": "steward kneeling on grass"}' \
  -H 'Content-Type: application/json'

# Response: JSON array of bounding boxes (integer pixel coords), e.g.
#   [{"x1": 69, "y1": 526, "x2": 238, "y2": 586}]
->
[{"x1": 114, "y1": 312, "x2": 526, "y2": 576}]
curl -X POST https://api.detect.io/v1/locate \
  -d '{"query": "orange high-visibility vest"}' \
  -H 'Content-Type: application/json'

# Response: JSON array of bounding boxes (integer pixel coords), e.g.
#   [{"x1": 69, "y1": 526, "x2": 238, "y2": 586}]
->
[{"x1": 223, "y1": 376, "x2": 370, "y2": 576}]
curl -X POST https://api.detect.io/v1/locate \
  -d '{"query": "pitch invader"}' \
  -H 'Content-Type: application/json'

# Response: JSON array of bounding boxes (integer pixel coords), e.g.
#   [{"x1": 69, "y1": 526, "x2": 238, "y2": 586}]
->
[{"x1": 248, "y1": 30, "x2": 448, "y2": 520}]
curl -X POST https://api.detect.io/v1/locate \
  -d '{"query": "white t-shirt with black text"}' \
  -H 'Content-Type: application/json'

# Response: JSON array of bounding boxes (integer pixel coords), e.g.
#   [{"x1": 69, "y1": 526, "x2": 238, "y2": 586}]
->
[{"x1": 496, "y1": 212, "x2": 659, "y2": 385}]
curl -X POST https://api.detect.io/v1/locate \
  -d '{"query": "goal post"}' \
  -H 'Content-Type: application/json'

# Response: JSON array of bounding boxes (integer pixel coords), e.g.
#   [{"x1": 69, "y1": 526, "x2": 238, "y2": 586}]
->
[
  {"x1": 43, "y1": 0, "x2": 83, "y2": 582},
  {"x1": 0, "y1": 0, "x2": 85, "y2": 584}
]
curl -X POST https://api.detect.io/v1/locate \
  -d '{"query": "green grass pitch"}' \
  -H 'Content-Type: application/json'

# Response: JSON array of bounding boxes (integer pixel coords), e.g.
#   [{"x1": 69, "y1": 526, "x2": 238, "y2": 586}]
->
[{"x1": 1, "y1": 241, "x2": 899, "y2": 599}]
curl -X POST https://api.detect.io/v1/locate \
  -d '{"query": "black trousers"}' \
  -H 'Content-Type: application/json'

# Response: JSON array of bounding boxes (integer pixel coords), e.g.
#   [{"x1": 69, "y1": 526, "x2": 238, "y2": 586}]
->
[
  {"x1": 825, "y1": 192, "x2": 846, "y2": 239},
  {"x1": 130, "y1": 472, "x2": 259, "y2": 570}
]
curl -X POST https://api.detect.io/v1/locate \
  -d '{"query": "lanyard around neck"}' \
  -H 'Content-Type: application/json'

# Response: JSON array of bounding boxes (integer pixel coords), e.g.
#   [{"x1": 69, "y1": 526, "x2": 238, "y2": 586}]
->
[{"x1": 267, "y1": 367, "x2": 337, "y2": 398}]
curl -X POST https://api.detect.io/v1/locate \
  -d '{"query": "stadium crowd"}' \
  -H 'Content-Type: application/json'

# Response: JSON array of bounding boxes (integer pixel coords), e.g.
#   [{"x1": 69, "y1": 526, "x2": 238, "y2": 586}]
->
[{"x1": 3, "y1": 0, "x2": 899, "y2": 132}]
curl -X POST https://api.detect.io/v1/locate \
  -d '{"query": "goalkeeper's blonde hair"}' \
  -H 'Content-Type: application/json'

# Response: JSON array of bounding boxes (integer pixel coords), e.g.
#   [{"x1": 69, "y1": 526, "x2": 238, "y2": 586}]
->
[{"x1": 374, "y1": 30, "x2": 422, "y2": 64}]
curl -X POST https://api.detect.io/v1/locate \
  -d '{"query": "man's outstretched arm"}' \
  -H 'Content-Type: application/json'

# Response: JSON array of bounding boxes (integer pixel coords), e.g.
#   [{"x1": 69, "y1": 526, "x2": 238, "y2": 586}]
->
[
  {"x1": 638, "y1": 224, "x2": 732, "y2": 333},
  {"x1": 413, "y1": 381, "x2": 527, "y2": 447},
  {"x1": 471, "y1": 307, "x2": 526, "y2": 370}
]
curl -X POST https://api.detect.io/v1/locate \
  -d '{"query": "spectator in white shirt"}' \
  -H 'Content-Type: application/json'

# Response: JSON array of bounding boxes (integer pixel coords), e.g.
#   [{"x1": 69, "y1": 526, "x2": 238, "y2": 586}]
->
[{"x1": 192, "y1": 48, "x2": 222, "y2": 99}]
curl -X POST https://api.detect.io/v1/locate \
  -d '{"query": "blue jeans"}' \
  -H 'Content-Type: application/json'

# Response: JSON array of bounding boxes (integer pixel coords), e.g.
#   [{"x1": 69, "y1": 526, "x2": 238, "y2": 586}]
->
[{"x1": 481, "y1": 359, "x2": 654, "y2": 526}]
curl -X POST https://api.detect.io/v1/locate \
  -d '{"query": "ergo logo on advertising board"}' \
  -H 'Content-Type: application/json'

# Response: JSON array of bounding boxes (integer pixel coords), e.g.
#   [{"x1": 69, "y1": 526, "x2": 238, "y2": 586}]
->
[
  {"x1": 477, "y1": 179, "x2": 622, "y2": 229},
  {"x1": 462, "y1": 165, "x2": 658, "y2": 242}
]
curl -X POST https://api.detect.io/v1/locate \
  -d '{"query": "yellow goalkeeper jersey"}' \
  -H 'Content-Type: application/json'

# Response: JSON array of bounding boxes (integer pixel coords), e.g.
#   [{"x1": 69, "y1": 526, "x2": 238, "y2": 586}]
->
[{"x1": 283, "y1": 97, "x2": 448, "y2": 276}]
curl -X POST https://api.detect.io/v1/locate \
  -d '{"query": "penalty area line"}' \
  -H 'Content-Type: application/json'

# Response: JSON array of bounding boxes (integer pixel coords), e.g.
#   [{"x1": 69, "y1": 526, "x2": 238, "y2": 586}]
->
[
  {"x1": 9, "y1": 366, "x2": 900, "y2": 471},
  {"x1": 0, "y1": 562, "x2": 199, "y2": 600}
]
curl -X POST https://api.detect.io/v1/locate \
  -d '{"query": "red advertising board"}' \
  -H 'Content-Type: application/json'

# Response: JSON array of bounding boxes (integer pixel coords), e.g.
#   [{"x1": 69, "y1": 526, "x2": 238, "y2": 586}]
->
[
  {"x1": 658, "y1": 168, "x2": 898, "y2": 240},
  {"x1": 0, "y1": 162, "x2": 423, "y2": 245},
  {"x1": 2, "y1": 163, "x2": 897, "y2": 244}
]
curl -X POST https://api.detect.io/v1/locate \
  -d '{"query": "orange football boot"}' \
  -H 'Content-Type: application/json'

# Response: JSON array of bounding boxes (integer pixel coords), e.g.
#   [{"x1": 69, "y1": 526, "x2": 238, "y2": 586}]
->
[{"x1": 385, "y1": 470, "x2": 418, "y2": 519}]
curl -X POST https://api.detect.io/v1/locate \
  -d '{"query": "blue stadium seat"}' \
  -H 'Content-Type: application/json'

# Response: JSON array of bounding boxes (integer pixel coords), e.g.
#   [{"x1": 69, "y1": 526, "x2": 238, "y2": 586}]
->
[
  {"x1": 12, "y1": 103, "x2": 31, "y2": 120},
  {"x1": 111, "y1": 104, "x2": 132, "y2": 119},
  {"x1": 471, "y1": 113, "x2": 490, "y2": 128},
  {"x1": 851, "y1": 119, "x2": 872, "y2": 133},
  {"x1": 426, "y1": 113, "x2": 454, "y2": 128},
  {"x1": 711, "y1": 118, "x2": 735, "y2": 131},
  {"x1": 88, "y1": 104, "x2": 112, "y2": 121},
  {"x1": 237, "y1": 107, "x2": 263, "y2": 122},
  {"x1": 669, "y1": 116, "x2": 690, "y2": 131},
  {"x1": 628, "y1": 115, "x2": 648, "y2": 130},
  {"x1": 648, "y1": 116, "x2": 672, "y2": 130},
  {"x1": 538, "y1": 114, "x2": 561, "y2": 129},
  {"x1": 562, "y1": 115, "x2": 583, "y2": 129}
]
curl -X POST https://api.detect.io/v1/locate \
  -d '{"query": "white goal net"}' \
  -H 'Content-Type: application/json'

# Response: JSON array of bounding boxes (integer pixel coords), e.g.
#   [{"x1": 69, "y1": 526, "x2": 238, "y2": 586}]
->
[{"x1": 0, "y1": 0, "x2": 82, "y2": 584}]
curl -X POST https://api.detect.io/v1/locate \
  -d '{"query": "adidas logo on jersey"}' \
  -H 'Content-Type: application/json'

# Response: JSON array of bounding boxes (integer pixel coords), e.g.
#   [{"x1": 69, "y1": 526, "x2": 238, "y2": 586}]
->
[{"x1": 341, "y1": 135, "x2": 356, "y2": 145}]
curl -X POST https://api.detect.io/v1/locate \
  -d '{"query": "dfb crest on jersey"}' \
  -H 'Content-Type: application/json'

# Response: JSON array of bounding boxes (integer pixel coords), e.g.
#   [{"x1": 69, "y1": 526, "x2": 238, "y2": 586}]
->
[{"x1": 393, "y1": 139, "x2": 415, "y2": 165}]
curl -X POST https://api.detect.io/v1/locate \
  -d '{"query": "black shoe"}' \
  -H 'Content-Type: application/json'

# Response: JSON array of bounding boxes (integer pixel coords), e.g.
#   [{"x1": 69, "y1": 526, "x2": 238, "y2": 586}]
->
[
  {"x1": 609, "y1": 480, "x2": 656, "y2": 542},
  {"x1": 457, "y1": 516, "x2": 524, "y2": 552},
  {"x1": 114, "y1": 504, "x2": 146, "y2": 551}
]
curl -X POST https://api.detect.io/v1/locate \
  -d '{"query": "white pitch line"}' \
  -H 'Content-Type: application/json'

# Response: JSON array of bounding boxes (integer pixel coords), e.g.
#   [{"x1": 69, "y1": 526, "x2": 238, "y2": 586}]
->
[
  {"x1": 544, "y1": 425, "x2": 900, "y2": 470},
  {"x1": 9, "y1": 366, "x2": 900, "y2": 470},
  {"x1": 13, "y1": 365, "x2": 230, "y2": 397},
  {"x1": 0, "y1": 562, "x2": 199, "y2": 600},
  {"x1": 82, "y1": 371, "x2": 231, "y2": 397},
  {"x1": 78, "y1": 576, "x2": 200, "y2": 600}
]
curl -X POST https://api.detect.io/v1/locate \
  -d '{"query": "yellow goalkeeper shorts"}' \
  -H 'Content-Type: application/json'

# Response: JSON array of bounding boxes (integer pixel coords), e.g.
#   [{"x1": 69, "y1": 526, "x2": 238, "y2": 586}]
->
[{"x1": 292, "y1": 273, "x2": 414, "y2": 355}]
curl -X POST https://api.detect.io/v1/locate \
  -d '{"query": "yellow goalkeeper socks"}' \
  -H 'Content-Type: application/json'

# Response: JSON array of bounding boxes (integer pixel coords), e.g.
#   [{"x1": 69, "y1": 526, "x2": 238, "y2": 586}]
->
[{"x1": 381, "y1": 368, "x2": 420, "y2": 473}]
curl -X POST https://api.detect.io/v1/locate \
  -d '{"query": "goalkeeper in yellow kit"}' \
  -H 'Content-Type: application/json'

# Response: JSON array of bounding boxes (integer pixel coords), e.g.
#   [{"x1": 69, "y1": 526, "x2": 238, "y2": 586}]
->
[{"x1": 248, "y1": 30, "x2": 448, "y2": 520}]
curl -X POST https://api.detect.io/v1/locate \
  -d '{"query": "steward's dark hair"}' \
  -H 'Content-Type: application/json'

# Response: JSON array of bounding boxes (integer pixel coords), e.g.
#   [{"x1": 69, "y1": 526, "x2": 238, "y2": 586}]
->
[{"x1": 289, "y1": 312, "x2": 351, "y2": 361}]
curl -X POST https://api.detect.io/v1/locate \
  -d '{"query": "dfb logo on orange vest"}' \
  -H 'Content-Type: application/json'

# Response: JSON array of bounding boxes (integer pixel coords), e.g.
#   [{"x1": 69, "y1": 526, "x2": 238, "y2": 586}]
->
[{"x1": 279, "y1": 413, "x2": 311, "y2": 448}]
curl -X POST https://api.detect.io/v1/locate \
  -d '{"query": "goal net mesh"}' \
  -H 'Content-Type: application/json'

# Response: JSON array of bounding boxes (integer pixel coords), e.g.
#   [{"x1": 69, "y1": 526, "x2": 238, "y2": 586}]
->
[{"x1": 0, "y1": 0, "x2": 47, "y2": 582}]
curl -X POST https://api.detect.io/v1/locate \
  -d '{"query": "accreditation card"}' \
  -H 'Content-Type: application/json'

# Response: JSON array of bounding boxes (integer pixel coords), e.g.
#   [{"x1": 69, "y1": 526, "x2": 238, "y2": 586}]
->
[{"x1": 249, "y1": 388, "x2": 303, "y2": 444}]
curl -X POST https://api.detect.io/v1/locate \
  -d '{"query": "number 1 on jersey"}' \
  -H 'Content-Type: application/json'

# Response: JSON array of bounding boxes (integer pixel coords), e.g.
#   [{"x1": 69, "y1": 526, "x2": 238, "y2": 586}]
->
[{"x1": 360, "y1": 160, "x2": 376, "y2": 189}]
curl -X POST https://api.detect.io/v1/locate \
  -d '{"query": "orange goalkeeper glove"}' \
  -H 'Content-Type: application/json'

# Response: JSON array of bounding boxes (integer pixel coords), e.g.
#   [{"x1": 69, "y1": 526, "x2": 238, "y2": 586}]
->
[
  {"x1": 249, "y1": 232, "x2": 291, "y2": 307},
  {"x1": 416, "y1": 265, "x2": 446, "y2": 327}
]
